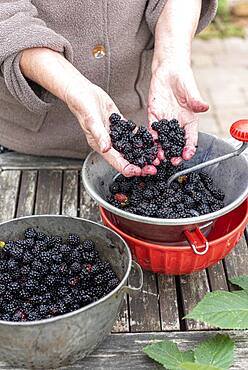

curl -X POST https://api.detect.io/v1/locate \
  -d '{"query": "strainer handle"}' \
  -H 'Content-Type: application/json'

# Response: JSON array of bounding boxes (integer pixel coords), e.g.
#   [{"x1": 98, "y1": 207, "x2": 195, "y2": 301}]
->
[
  {"x1": 121, "y1": 261, "x2": 143, "y2": 295},
  {"x1": 184, "y1": 228, "x2": 209, "y2": 256}
]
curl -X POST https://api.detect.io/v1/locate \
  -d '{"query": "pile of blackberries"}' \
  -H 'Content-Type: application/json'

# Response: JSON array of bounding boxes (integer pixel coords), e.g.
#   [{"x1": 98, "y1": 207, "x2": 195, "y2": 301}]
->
[
  {"x1": 107, "y1": 160, "x2": 225, "y2": 218},
  {"x1": 152, "y1": 119, "x2": 186, "y2": 159},
  {"x1": 109, "y1": 113, "x2": 158, "y2": 167},
  {"x1": 0, "y1": 229, "x2": 119, "y2": 322},
  {"x1": 109, "y1": 114, "x2": 186, "y2": 167}
]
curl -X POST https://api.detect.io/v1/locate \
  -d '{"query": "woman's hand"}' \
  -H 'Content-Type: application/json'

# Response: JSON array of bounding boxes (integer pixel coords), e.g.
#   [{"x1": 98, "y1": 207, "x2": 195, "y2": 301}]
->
[
  {"x1": 148, "y1": 63, "x2": 209, "y2": 166},
  {"x1": 64, "y1": 78, "x2": 142, "y2": 177}
]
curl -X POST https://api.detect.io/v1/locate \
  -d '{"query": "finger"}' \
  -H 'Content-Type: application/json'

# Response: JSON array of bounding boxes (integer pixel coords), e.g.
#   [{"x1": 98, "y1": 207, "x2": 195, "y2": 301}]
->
[
  {"x1": 141, "y1": 165, "x2": 157, "y2": 176},
  {"x1": 85, "y1": 118, "x2": 111, "y2": 153},
  {"x1": 182, "y1": 119, "x2": 198, "y2": 161},
  {"x1": 101, "y1": 148, "x2": 141, "y2": 177},
  {"x1": 153, "y1": 158, "x2": 160, "y2": 166},
  {"x1": 157, "y1": 145, "x2": 165, "y2": 161},
  {"x1": 171, "y1": 157, "x2": 183, "y2": 166}
]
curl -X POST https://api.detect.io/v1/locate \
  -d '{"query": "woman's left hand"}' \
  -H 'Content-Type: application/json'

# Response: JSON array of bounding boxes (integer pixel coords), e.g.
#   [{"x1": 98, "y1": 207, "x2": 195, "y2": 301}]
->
[{"x1": 147, "y1": 63, "x2": 209, "y2": 166}]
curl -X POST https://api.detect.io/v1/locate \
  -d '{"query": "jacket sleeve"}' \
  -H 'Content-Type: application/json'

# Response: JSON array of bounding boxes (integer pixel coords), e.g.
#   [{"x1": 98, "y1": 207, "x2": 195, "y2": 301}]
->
[
  {"x1": 145, "y1": 0, "x2": 218, "y2": 35},
  {"x1": 0, "y1": 0, "x2": 73, "y2": 114}
]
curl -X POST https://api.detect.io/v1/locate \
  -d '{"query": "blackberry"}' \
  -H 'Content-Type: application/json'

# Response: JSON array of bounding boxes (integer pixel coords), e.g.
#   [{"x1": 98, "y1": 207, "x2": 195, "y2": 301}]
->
[
  {"x1": 82, "y1": 251, "x2": 96, "y2": 263},
  {"x1": 39, "y1": 251, "x2": 51, "y2": 264},
  {"x1": 39, "y1": 305, "x2": 50, "y2": 316},
  {"x1": 208, "y1": 187, "x2": 225, "y2": 201},
  {"x1": 71, "y1": 262, "x2": 82, "y2": 274},
  {"x1": 60, "y1": 244, "x2": 71, "y2": 256},
  {"x1": 12, "y1": 310, "x2": 27, "y2": 322},
  {"x1": 109, "y1": 113, "x2": 121, "y2": 125},
  {"x1": 106, "y1": 278, "x2": 119, "y2": 292},
  {"x1": 82, "y1": 239, "x2": 95, "y2": 251},
  {"x1": 9, "y1": 247, "x2": 23, "y2": 260},
  {"x1": 109, "y1": 183, "x2": 120, "y2": 194},
  {"x1": 143, "y1": 188, "x2": 154, "y2": 200},
  {"x1": 7, "y1": 259, "x2": 19, "y2": 271},
  {"x1": 36, "y1": 232, "x2": 47, "y2": 241},
  {"x1": 23, "y1": 251, "x2": 34, "y2": 264},
  {"x1": 51, "y1": 252, "x2": 63, "y2": 264},
  {"x1": 8, "y1": 282, "x2": 19, "y2": 294},
  {"x1": 67, "y1": 233, "x2": 81, "y2": 246},
  {"x1": 24, "y1": 228, "x2": 37, "y2": 239},
  {"x1": 24, "y1": 280, "x2": 39, "y2": 295},
  {"x1": 0, "y1": 284, "x2": 5, "y2": 295}
]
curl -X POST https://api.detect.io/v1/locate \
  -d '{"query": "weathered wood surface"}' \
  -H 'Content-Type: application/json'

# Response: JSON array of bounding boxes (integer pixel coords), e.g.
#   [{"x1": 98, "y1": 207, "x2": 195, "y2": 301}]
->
[
  {"x1": 1, "y1": 331, "x2": 247, "y2": 369},
  {"x1": 180, "y1": 270, "x2": 210, "y2": 330},
  {"x1": 0, "y1": 152, "x2": 82, "y2": 170}
]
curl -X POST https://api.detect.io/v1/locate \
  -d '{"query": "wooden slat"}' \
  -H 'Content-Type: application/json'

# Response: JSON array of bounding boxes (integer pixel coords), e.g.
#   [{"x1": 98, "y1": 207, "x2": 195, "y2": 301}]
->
[
  {"x1": 207, "y1": 261, "x2": 229, "y2": 291},
  {"x1": 111, "y1": 295, "x2": 129, "y2": 333},
  {"x1": 179, "y1": 270, "x2": 210, "y2": 330},
  {"x1": 43, "y1": 331, "x2": 248, "y2": 370},
  {"x1": 62, "y1": 171, "x2": 79, "y2": 217},
  {"x1": 79, "y1": 178, "x2": 100, "y2": 222},
  {"x1": 16, "y1": 171, "x2": 37, "y2": 217},
  {"x1": 224, "y1": 235, "x2": 248, "y2": 290},
  {"x1": 157, "y1": 275, "x2": 180, "y2": 331},
  {"x1": 0, "y1": 152, "x2": 82, "y2": 170},
  {"x1": 35, "y1": 170, "x2": 62, "y2": 214},
  {"x1": 0, "y1": 170, "x2": 21, "y2": 222},
  {"x1": 1, "y1": 331, "x2": 248, "y2": 369},
  {"x1": 129, "y1": 271, "x2": 160, "y2": 332}
]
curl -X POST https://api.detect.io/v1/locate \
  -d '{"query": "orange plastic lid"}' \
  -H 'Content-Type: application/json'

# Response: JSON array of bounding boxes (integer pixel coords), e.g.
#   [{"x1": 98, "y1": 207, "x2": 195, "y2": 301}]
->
[{"x1": 230, "y1": 120, "x2": 248, "y2": 142}]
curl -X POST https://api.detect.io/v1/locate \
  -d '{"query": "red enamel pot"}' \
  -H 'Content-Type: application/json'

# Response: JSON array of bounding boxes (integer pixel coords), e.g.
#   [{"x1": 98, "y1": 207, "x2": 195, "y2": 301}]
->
[{"x1": 100, "y1": 199, "x2": 248, "y2": 275}]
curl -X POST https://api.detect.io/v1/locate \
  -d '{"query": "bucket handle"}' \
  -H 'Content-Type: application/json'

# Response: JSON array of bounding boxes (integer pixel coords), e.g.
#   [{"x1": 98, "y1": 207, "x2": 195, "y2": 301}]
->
[
  {"x1": 121, "y1": 261, "x2": 143, "y2": 295},
  {"x1": 184, "y1": 228, "x2": 209, "y2": 256}
]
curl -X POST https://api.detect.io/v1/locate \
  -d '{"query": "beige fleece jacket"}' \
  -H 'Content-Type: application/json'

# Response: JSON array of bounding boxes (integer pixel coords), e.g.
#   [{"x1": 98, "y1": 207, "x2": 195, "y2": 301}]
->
[{"x1": 0, "y1": 0, "x2": 217, "y2": 158}]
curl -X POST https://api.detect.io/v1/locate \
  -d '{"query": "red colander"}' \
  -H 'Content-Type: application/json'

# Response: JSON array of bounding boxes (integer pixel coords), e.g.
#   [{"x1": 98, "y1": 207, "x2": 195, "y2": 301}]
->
[{"x1": 100, "y1": 199, "x2": 248, "y2": 275}]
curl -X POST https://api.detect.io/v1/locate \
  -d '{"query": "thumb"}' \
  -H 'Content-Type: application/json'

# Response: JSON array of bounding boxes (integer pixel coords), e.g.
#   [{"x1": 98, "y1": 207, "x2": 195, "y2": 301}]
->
[{"x1": 173, "y1": 71, "x2": 209, "y2": 113}]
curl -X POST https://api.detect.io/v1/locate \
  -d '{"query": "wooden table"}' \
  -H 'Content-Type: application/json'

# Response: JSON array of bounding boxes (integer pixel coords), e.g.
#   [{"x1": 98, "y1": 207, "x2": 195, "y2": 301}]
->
[{"x1": 0, "y1": 153, "x2": 247, "y2": 369}]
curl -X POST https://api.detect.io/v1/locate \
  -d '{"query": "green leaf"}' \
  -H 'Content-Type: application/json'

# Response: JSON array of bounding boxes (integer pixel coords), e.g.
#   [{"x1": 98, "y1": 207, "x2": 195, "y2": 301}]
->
[
  {"x1": 185, "y1": 291, "x2": 248, "y2": 329},
  {"x1": 194, "y1": 334, "x2": 234, "y2": 369},
  {"x1": 178, "y1": 363, "x2": 221, "y2": 370},
  {"x1": 143, "y1": 340, "x2": 194, "y2": 369},
  {"x1": 230, "y1": 275, "x2": 248, "y2": 291}
]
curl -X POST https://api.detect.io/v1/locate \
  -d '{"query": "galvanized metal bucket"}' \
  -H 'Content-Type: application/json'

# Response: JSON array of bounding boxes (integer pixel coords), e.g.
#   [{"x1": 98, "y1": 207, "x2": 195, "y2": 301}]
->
[
  {"x1": 82, "y1": 132, "x2": 248, "y2": 244},
  {"x1": 0, "y1": 215, "x2": 143, "y2": 369}
]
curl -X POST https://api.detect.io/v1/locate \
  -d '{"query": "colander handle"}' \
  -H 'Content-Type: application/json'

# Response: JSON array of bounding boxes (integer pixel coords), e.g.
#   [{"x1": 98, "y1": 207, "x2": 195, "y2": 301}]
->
[
  {"x1": 121, "y1": 261, "x2": 143, "y2": 295},
  {"x1": 184, "y1": 228, "x2": 209, "y2": 256}
]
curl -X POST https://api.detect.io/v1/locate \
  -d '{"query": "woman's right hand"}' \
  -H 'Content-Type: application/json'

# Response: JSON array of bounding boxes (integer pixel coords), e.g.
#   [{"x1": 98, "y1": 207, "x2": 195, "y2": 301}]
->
[
  {"x1": 20, "y1": 47, "x2": 142, "y2": 177},
  {"x1": 64, "y1": 78, "x2": 142, "y2": 177}
]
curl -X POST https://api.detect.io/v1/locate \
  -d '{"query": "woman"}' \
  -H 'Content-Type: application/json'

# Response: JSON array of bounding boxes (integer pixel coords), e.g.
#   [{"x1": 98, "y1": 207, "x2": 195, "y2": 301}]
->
[{"x1": 0, "y1": 0, "x2": 216, "y2": 176}]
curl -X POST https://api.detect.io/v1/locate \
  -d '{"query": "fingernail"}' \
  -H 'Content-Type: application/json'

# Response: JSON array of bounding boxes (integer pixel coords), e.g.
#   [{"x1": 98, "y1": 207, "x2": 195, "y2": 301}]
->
[
  {"x1": 128, "y1": 166, "x2": 141, "y2": 177},
  {"x1": 153, "y1": 158, "x2": 160, "y2": 166},
  {"x1": 143, "y1": 165, "x2": 157, "y2": 175},
  {"x1": 171, "y1": 157, "x2": 182, "y2": 166}
]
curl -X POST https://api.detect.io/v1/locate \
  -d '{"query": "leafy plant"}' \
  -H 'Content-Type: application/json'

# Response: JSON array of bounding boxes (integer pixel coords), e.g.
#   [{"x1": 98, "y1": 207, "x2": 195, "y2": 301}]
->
[
  {"x1": 143, "y1": 334, "x2": 234, "y2": 370},
  {"x1": 186, "y1": 276, "x2": 248, "y2": 329},
  {"x1": 144, "y1": 276, "x2": 248, "y2": 369}
]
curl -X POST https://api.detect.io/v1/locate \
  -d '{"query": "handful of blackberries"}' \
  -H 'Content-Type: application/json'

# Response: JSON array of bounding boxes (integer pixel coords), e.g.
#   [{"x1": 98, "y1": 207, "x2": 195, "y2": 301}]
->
[
  {"x1": 109, "y1": 113, "x2": 185, "y2": 167},
  {"x1": 0, "y1": 229, "x2": 119, "y2": 322},
  {"x1": 108, "y1": 113, "x2": 225, "y2": 218}
]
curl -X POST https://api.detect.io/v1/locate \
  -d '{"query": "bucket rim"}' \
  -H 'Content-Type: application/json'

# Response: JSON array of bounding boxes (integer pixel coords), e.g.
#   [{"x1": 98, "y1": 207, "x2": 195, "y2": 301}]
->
[
  {"x1": 100, "y1": 198, "x2": 248, "y2": 252},
  {"x1": 82, "y1": 149, "x2": 248, "y2": 226},
  {"x1": 0, "y1": 214, "x2": 133, "y2": 327}
]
